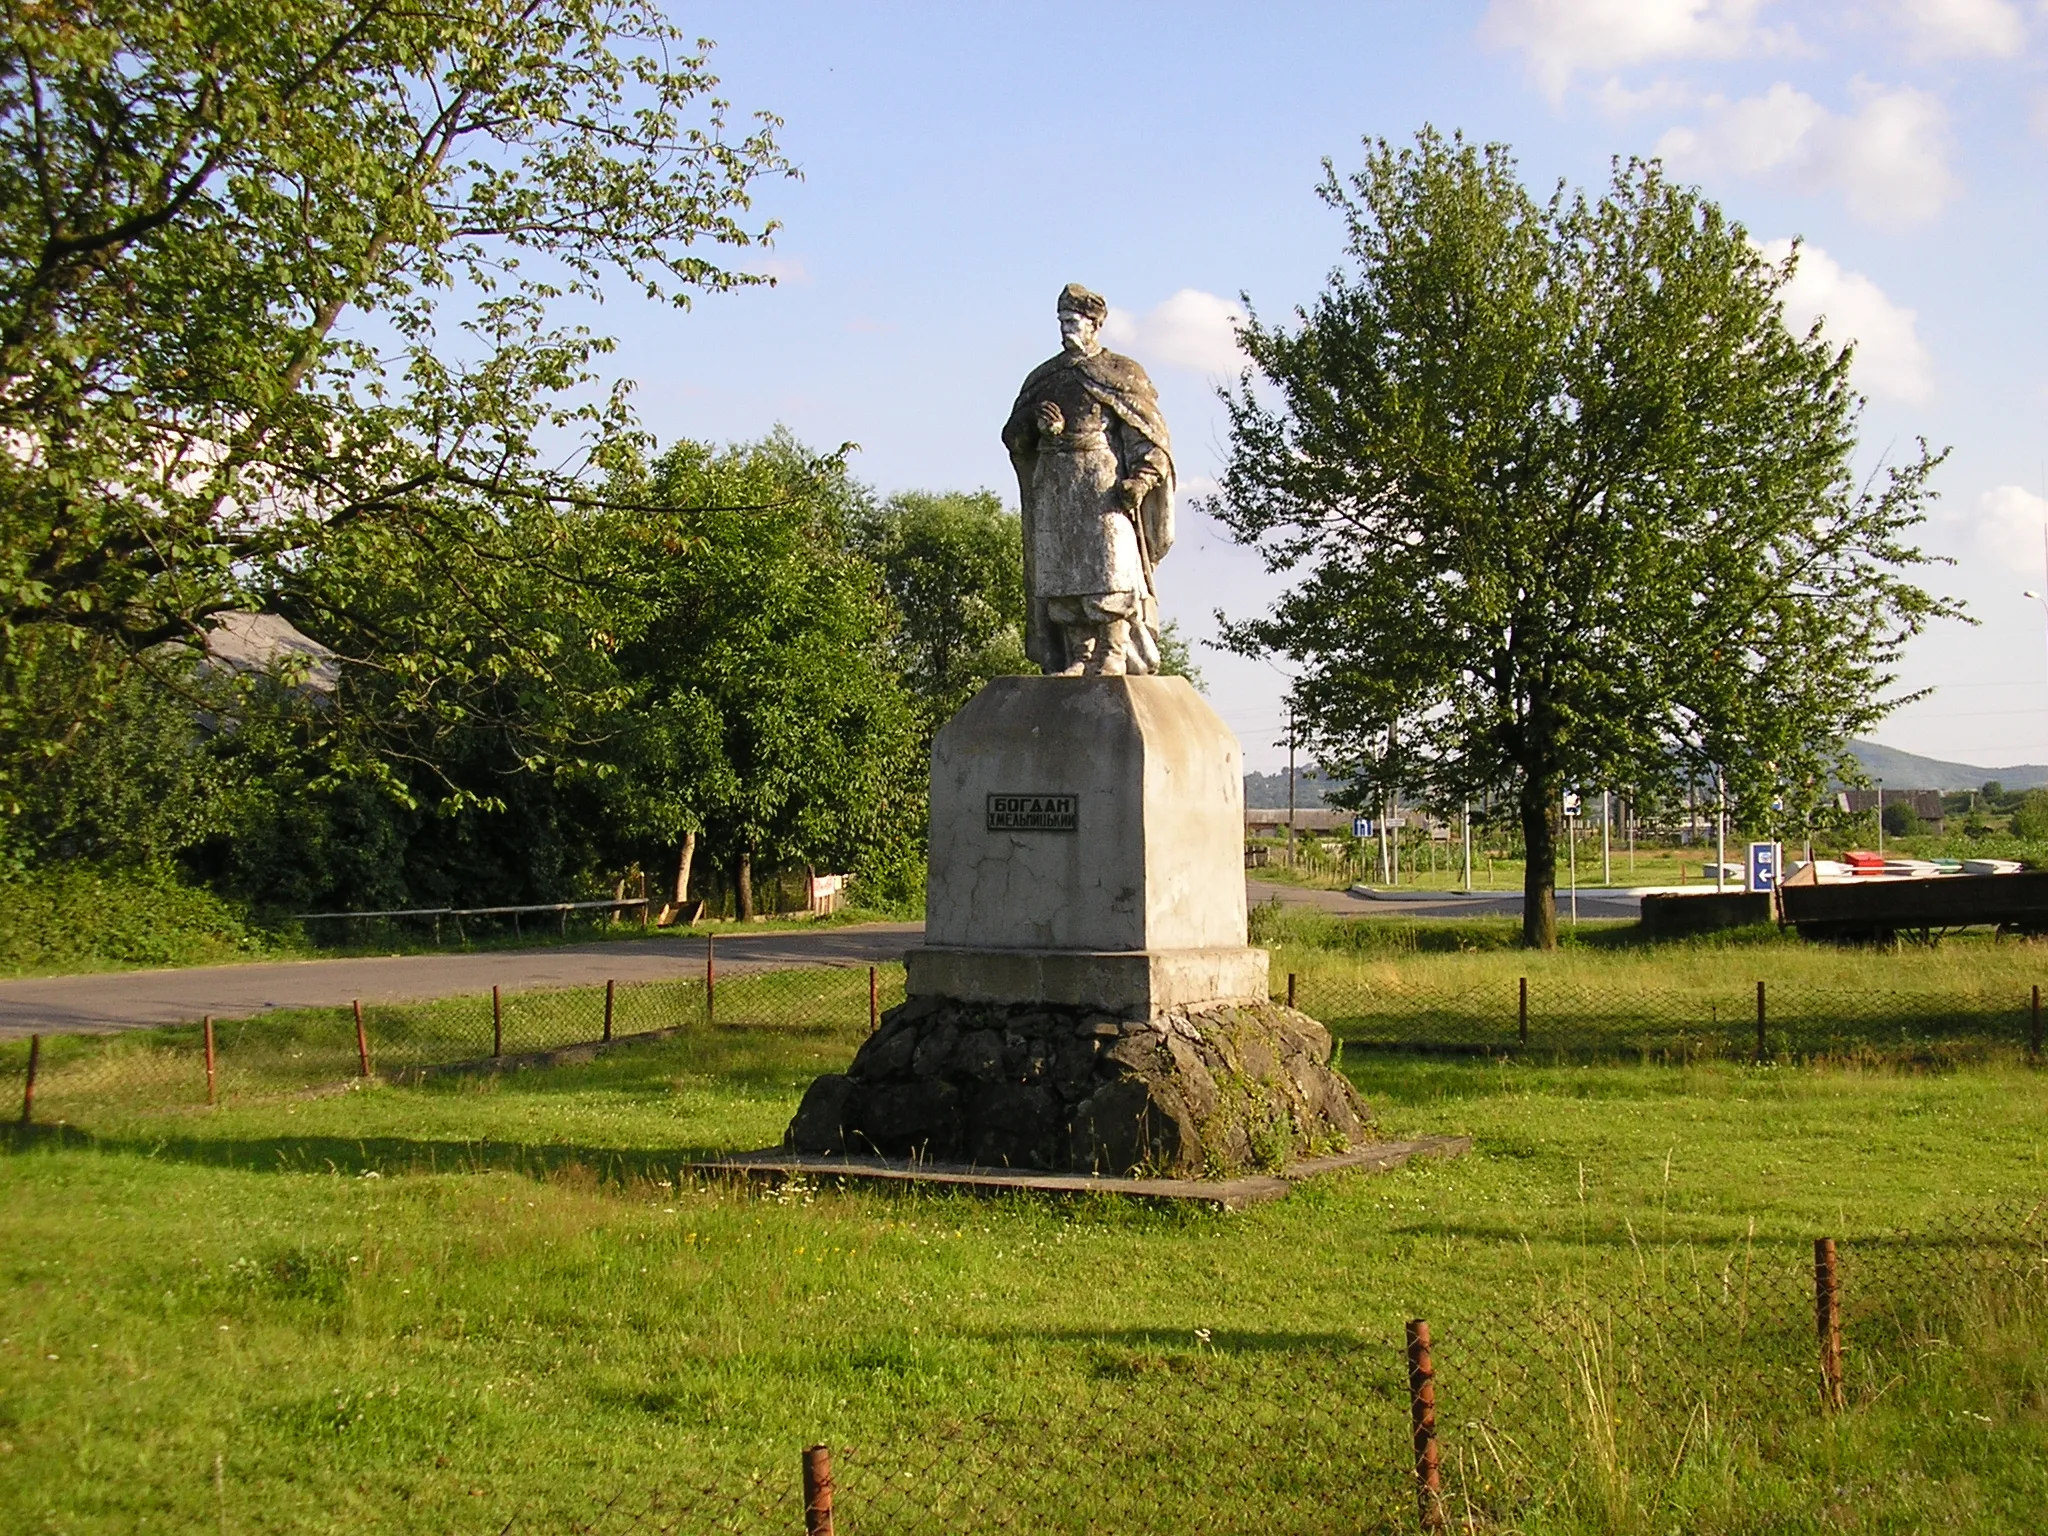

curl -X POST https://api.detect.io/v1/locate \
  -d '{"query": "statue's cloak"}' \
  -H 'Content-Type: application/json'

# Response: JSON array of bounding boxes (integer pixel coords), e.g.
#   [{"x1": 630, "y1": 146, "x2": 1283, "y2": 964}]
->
[{"x1": 1003, "y1": 347, "x2": 1176, "y2": 671}]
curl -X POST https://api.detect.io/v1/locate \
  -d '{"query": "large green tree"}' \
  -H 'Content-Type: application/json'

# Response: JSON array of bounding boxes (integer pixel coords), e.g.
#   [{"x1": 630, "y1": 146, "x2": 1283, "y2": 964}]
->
[
  {"x1": 1213, "y1": 131, "x2": 1958, "y2": 947},
  {"x1": 604, "y1": 437, "x2": 923, "y2": 919},
  {"x1": 854, "y1": 490, "x2": 1029, "y2": 737},
  {"x1": 0, "y1": 0, "x2": 787, "y2": 823}
]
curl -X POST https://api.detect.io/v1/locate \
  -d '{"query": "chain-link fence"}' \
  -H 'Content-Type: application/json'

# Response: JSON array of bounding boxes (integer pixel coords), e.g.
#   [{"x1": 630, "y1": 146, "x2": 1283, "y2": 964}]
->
[
  {"x1": 485, "y1": 1200, "x2": 2044, "y2": 1534},
  {"x1": 3, "y1": 958, "x2": 908, "y2": 1129},
  {"x1": 1283, "y1": 970, "x2": 2048, "y2": 1060},
  {"x1": 10, "y1": 962, "x2": 2048, "y2": 1126}
]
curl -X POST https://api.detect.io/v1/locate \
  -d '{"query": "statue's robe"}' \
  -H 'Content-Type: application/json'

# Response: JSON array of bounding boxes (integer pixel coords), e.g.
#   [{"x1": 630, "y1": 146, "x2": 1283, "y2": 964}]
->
[{"x1": 1002, "y1": 346, "x2": 1175, "y2": 674}]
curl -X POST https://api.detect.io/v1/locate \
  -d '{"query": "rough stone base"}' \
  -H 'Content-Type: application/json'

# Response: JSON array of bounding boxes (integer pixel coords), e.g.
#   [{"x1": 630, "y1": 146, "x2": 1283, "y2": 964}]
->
[{"x1": 784, "y1": 996, "x2": 1372, "y2": 1179}]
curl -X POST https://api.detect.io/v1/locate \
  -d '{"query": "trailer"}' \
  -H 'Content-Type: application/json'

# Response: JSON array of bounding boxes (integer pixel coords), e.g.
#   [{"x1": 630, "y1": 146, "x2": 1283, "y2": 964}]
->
[{"x1": 1779, "y1": 871, "x2": 2048, "y2": 942}]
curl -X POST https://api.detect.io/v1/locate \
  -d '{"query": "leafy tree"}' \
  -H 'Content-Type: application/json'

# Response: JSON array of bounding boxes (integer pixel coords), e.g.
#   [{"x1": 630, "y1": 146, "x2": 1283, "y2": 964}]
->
[
  {"x1": 1881, "y1": 800, "x2": 1921, "y2": 838},
  {"x1": 0, "y1": 0, "x2": 787, "y2": 819},
  {"x1": 2012, "y1": 790, "x2": 2048, "y2": 842},
  {"x1": 855, "y1": 491, "x2": 1029, "y2": 735},
  {"x1": 1212, "y1": 130, "x2": 1958, "y2": 947},
  {"x1": 0, "y1": 633, "x2": 229, "y2": 868},
  {"x1": 599, "y1": 437, "x2": 923, "y2": 919},
  {"x1": 1154, "y1": 619, "x2": 1206, "y2": 691}
]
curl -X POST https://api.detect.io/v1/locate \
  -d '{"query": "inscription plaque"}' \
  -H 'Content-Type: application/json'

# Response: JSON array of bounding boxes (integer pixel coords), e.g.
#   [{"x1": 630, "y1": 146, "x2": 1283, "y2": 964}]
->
[{"x1": 986, "y1": 792, "x2": 1078, "y2": 833}]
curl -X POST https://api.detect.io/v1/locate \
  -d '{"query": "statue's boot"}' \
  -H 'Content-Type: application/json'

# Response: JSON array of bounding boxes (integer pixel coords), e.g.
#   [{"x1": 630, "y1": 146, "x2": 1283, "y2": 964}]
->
[
  {"x1": 1085, "y1": 620, "x2": 1130, "y2": 677},
  {"x1": 1058, "y1": 623, "x2": 1098, "y2": 676}
]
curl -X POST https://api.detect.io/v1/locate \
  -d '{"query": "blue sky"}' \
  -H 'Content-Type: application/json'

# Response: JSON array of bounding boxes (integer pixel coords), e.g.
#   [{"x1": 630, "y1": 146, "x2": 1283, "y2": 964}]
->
[{"x1": 596, "y1": 1, "x2": 2048, "y2": 775}]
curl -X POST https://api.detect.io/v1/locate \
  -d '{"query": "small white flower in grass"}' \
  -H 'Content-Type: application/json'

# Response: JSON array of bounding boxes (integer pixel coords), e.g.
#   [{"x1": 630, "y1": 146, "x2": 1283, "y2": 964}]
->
[{"x1": 1194, "y1": 1328, "x2": 1212, "y2": 1347}]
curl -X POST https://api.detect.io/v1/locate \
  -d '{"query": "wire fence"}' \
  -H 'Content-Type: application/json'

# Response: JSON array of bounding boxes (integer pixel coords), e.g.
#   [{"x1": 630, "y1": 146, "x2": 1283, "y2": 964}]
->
[
  {"x1": 9, "y1": 961, "x2": 2048, "y2": 1129},
  {"x1": 1283, "y1": 970, "x2": 2048, "y2": 1060},
  {"x1": 3, "y1": 956, "x2": 907, "y2": 1128},
  {"x1": 485, "y1": 1199, "x2": 2046, "y2": 1534}
]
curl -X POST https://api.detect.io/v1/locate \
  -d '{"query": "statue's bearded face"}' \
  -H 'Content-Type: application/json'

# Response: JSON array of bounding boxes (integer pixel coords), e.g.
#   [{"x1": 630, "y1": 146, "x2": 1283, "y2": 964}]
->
[{"x1": 1058, "y1": 307, "x2": 1100, "y2": 354}]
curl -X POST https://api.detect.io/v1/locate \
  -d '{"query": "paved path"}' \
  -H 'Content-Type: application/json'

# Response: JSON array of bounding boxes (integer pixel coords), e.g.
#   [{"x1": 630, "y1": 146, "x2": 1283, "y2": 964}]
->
[
  {"x1": 0, "y1": 925, "x2": 924, "y2": 1038},
  {"x1": 1248, "y1": 879, "x2": 1644, "y2": 922},
  {"x1": 6, "y1": 877, "x2": 1655, "y2": 1039}
]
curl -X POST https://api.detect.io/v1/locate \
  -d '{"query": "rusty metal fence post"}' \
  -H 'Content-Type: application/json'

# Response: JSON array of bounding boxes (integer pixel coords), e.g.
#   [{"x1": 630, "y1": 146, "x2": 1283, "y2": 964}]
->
[
  {"x1": 603, "y1": 979, "x2": 615, "y2": 1044},
  {"x1": 868, "y1": 966, "x2": 879, "y2": 1033},
  {"x1": 18, "y1": 1033, "x2": 39, "y2": 1125},
  {"x1": 801, "y1": 1445, "x2": 835, "y2": 1536},
  {"x1": 2032, "y1": 984, "x2": 2042, "y2": 1059},
  {"x1": 1517, "y1": 976, "x2": 1528, "y2": 1048},
  {"x1": 1815, "y1": 1238, "x2": 1844, "y2": 1410},
  {"x1": 353, "y1": 1000, "x2": 372, "y2": 1079},
  {"x1": 705, "y1": 936, "x2": 716, "y2": 1026},
  {"x1": 204, "y1": 1015, "x2": 217, "y2": 1105},
  {"x1": 1287, "y1": 971, "x2": 1298, "y2": 1010},
  {"x1": 1406, "y1": 1319, "x2": 1447, "y2": 1530},
  {"x1": 492, "y1": 986, "x2": 503, "y2": 1058},
  {"x1": 1755, "y1": 980, "x2": 1768, "y2": 1063}
]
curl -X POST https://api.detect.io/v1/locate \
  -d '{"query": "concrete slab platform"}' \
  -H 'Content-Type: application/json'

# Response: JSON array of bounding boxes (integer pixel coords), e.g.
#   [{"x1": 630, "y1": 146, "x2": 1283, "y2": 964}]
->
[{"x1": 684, "y1": 1134, "x2": 1472, "y2": 1210}]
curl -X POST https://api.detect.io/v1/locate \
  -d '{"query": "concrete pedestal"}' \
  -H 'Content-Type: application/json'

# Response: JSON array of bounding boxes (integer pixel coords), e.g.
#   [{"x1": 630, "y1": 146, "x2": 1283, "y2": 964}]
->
[
  {"x1": 783, "y1": 674, "x2": 1367, "y2": 1177},
  {"x1": 915, "y1": 675, "x2": 1265, "y2": 1016}
]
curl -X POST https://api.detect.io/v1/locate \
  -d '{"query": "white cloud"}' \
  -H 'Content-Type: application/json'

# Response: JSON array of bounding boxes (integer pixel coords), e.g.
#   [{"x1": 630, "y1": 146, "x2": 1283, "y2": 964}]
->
[
  {"x1": 1894, "y1": 0, "x2": 2026, "y2": 59},
  {"x1": 1102, "y1": 289, "x2": 1248, "y2": 376},
  {"x1": 1759, "y1": 239, "x2": 1933, "y2": 402},
  {"x1": 1590, "y1": 76, "x2": 1699, "y2": 117},
  {"x1": 1479, "y1": 0, "x2": 1783, "y2": 101},
  {"x1": 1974, "y1": 485, "x2": 2048, "y2": 576},
  {"x1": 1657, "y1": 81, "x2": 1955, "y2": 225}
]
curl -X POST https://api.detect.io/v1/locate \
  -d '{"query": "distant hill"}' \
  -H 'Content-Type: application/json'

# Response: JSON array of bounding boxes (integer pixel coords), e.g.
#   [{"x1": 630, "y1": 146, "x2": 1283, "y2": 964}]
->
[
  {"x1": 1243, "y1": 742, "x2": 2048, "y2": 805},
  {"x1": 1844, "y1": 741, "x2": 2048, "y2": 792},
  {"x1": 1243, "y1": 768, "x2": 1337, "y2": 809}
]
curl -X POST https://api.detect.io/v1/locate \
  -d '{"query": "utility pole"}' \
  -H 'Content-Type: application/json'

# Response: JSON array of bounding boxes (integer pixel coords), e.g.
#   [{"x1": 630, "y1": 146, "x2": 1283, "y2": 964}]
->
[
  {"x1": 1601, "y1": 790, "x2": 1611, "y2": 887},
  {"x1": 1715, "y1": 768, "x2": 1727, "y2": 892},
  {"x1": 1568, "y1": 802, "x2": 1578, "y2": 926},
  {"x1": 1285, "y1": 702, "x2": 1297, "y2": 867},
  {"x1": 1875, "y1": 777, "x2": 1884, "y2": 854},
  {"x1": 1461, "y1": 798, "x2": 1473, "y2": 893}
]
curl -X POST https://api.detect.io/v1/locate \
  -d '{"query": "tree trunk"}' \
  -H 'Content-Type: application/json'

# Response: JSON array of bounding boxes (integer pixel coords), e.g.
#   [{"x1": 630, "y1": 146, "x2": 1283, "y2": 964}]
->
[
  {"x1": 1520, "y1": 774, "x2": 1559, "y2": 950},
  {"x1": 735, "y1": 844, "x2": 754, "y2": 922},
  {"x1": 673, "y1": 830, "x2": 696, "y2": 909}
]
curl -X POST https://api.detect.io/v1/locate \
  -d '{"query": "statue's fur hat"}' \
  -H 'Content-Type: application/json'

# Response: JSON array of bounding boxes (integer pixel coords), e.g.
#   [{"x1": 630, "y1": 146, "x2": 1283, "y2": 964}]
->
[{"x1": 1056, "y1": 282, "x2": 1108, "y2": 321}]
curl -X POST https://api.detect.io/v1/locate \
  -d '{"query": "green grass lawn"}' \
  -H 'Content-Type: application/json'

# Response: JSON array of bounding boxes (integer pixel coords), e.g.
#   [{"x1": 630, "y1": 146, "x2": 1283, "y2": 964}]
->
[{"x1": 3, "y1": 1007, "x2": 2044, "y2": 1534}]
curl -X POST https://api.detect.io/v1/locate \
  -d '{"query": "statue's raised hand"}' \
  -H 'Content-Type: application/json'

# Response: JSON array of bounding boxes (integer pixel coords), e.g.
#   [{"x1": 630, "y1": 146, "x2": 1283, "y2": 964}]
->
[{"x1": 1036, "y1": 400, "x2": 1065, "y2": 437}]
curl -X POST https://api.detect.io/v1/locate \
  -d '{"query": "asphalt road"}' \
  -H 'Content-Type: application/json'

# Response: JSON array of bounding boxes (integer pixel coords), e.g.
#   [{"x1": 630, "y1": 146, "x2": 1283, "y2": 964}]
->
[
  {"x1": 4, "y1": 880, "x2": 1648, "y2": 1038},
  {"x1": 0, "y1": 924, "x2": 923, "y2": 1039},
  {"x1": 1248, "y1": 877, "x2": 1644, "y2": 923}
]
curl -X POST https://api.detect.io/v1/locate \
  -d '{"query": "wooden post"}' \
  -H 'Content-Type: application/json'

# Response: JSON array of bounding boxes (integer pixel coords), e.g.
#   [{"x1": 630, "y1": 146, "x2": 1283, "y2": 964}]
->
[
  {"x1": 19, "y1": 1034, "x2": 39, "y2": 1125},
  {"x1": 1518, "y1": 976, "x2": 1529, "y2": 1047},
  {"x1": 705, "y1": 935, "x2": 715, "y2": 1026},
  {"x1": 868, "y1": 966, "x2": 879, "y2": 1033},
  {"x1": 1815, "y1": 1238, "x2": 1844, "y2": 1410},
  {"x1": 204, "y1": 1015, "x2": 217, "y2": 1106},
  {"x1": 1287, "y1": 972, "x2": 1297, "y2": 1009},
  {"x1": 2032, "y1": 984, "x2": 2042, "y2": 1058},
  {"x1": 353, "y1": 1000, "x2": 372, "y2": 1078},
  {"x1": 492, "y1": 985, "x2": 503, "y2": 1057},
  {"x1": 1755, "y1": 979, "x2": 1767, "y2": 1063},
  {"x1": 603, "y1": 979, "x2": 615, "y2": 1044},
  {"x1": 1406, "y1": 1319, "x2": 1447, "y2": 1530},
  {"x1": 801, "y1": 1445, "x2": 835, "y2": 1536}
]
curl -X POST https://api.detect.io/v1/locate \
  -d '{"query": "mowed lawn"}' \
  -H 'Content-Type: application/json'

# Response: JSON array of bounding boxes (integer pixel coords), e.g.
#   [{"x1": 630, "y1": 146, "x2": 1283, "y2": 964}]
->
[{"x1": 2, "y1": 1016, "x2": 2045, "y2": 1534}]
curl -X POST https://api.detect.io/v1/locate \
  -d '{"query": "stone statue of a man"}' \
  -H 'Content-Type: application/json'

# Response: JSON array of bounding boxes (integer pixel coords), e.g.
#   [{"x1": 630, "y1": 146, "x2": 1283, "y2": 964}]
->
[{"x1": 1003, "y1": 283, "x2": 1175, "y2": 676}]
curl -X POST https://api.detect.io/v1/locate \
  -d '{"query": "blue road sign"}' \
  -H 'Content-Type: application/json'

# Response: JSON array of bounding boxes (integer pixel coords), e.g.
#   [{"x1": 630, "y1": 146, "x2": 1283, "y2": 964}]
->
[
  {"x1": 1748, "y1": 841, "x2": 1781, "y2": 893},
  {"x1": 1353, "y1": 816, "x2": 1372, "y2": 838}
]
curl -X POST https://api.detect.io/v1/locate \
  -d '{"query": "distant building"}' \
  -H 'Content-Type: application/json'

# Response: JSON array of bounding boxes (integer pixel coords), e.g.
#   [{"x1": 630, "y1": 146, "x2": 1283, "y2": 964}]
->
[
  {"x1": 1837, "y1": 788, "x2": 1943, "y2": 829},
  {"x1": 202, "y1": 612, "x2": 340, "y2": 696}
]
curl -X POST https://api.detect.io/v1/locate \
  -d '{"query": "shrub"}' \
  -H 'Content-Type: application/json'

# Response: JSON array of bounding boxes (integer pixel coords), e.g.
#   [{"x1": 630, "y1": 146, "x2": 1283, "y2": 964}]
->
[
  {"x1": 0, "y1": 863, "x2": 284, "y2": 976},
  {"x1": 2011, "y1": 790, "x2": 2048, "y2": 842}
]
